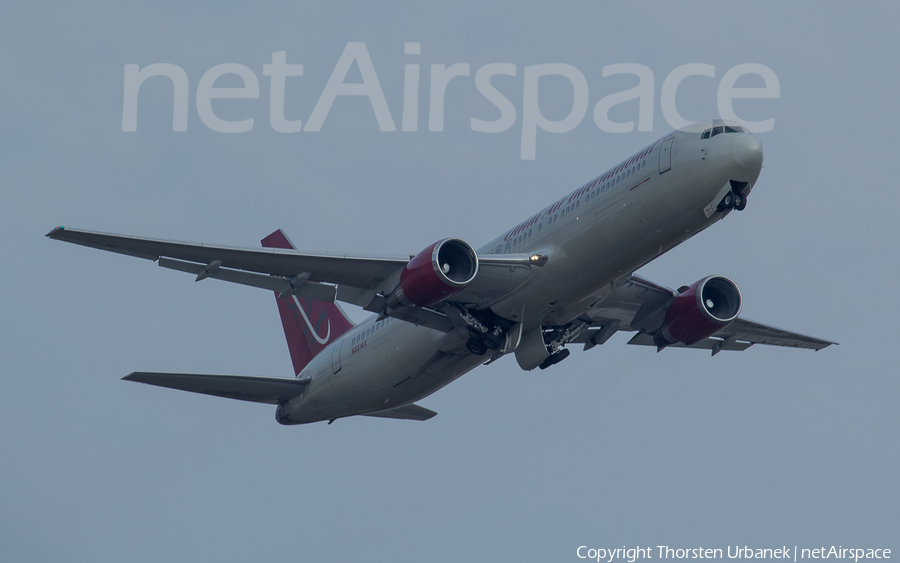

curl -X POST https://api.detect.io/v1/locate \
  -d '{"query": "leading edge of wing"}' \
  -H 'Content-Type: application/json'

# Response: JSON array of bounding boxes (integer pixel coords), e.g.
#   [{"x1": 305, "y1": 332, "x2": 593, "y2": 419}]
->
[
  {"x1": 46, "y1": 226, "x2": 409, "y2": 289},
  {"x1": 123, "y1": 372, "x2": 310, "y2": 404}
]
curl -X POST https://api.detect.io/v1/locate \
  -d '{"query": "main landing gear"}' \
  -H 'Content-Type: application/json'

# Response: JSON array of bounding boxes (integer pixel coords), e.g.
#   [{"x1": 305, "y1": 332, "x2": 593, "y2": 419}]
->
[
  {"x1": 466, "y1": 327, "x2": 505, "y2": 356},
  {"x1": 466, "y1": 337, "x2": 488, "y2": 355},
  {"x1": 456, "y1": 306, "x2": 509, "y2": 356},
  {"x1": 718, "y1": 191, "x2": 747, "y2": 212},
  {"x1": 539, "y1": 348, "x2": 570, "y2": 370}
]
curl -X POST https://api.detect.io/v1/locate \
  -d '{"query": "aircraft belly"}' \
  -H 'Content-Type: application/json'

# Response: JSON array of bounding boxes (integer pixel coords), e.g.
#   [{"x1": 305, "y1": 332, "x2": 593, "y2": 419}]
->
[{"x1": 286, "y1": 322, "x2": 477, "y2": 423}]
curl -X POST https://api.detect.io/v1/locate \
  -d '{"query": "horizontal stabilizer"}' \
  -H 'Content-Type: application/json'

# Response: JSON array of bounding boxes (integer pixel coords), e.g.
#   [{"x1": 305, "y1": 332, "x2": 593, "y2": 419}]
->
[
  {"x1": 123, "y1": 372, "x2": 309, "y2": 404},
  {"x1": 362, "y1": 403, "x2": 437, "y2": 421}
]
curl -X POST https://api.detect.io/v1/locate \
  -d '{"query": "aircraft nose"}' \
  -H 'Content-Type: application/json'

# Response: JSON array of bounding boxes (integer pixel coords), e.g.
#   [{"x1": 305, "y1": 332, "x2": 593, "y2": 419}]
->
[{"x1": 732, "y1": 133, "x2": 763, "y2": 171}]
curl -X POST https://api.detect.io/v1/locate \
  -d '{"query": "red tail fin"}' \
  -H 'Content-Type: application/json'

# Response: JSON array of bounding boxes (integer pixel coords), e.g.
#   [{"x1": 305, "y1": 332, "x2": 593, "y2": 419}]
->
[{"x1": 262, "y1": 230, "x2": 354, "y2": 376}]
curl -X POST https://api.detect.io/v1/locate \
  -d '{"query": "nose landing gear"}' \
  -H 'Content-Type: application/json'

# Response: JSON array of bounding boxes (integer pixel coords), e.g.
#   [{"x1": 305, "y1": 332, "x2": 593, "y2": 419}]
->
[{"x1": 718, "y1": 191, "x2": 747, "y2": 212}]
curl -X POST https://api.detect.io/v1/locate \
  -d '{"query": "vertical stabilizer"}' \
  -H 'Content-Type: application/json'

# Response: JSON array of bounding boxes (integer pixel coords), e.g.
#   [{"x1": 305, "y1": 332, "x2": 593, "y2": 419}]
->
[{"x1": 262, "y1": 230, "x2": 354, "y2": 375}]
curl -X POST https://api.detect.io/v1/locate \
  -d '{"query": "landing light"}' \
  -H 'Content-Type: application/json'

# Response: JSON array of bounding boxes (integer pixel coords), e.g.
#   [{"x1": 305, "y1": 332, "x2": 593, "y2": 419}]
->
[{"x1": 530, "y1": 254, "x2": 540, "y2": 261}]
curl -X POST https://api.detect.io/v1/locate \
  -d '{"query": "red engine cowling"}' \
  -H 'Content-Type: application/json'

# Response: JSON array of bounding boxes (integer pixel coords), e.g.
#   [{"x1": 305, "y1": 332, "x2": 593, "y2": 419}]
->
[
  {"x1": 658, "y1": 276, "x2": 742, "y2": 346},
  {"x1": 391, "y1": 239, "x2": 478, "y2": 307}
]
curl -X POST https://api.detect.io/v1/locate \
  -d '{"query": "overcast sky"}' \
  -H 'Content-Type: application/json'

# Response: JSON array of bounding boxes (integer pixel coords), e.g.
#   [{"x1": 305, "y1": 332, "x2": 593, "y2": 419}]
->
[{"x1": 2, "y1": 2, "x2": 898, "y2": 562}]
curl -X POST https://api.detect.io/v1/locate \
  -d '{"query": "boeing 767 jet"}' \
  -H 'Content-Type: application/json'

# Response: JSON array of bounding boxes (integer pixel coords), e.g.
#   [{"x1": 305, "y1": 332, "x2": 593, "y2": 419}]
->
[{"x1": 48, "y1": 120, "x2": 835, "y2": 425}]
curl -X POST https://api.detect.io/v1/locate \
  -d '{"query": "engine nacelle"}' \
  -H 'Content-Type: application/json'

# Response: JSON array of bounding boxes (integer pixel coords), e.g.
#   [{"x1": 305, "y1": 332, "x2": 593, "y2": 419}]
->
[
  {"x1": 658, "y1": 275, "x2": 742, "y2": 346},
  {"x1": 391, "y1": 238, "x2": 478, "y2": 307}
]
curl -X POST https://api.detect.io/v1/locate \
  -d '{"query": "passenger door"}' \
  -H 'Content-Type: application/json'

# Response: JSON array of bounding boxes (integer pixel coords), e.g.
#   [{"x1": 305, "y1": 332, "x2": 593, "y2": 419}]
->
[
  {"x1": 331, "y1": 339, "x2": 343, "y2": 374},
  {"x1": 659, "y1": 137, "x2": 674, "y2": 174}
]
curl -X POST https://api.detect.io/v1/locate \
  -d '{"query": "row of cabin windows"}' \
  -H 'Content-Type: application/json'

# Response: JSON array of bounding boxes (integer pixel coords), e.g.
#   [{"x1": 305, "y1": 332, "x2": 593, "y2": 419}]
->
[
  {"x1": 587, "y1": 160, "x2": 647, "y2": 203},
  {"x1": 351, "y1": 316, "x2": 393, "y2": 345},
  {"x1": 500, "y1": 159, "x2": 648, "y2": 253},
  {"x1": 700, "y1": 125, "x2": 747, "y2": 139}
]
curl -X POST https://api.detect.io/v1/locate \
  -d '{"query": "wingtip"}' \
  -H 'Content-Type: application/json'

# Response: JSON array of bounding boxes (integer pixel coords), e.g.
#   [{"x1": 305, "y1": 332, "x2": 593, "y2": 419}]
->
[{"x1": 46, "y1": 226, "x2": 65, "y2": 238}]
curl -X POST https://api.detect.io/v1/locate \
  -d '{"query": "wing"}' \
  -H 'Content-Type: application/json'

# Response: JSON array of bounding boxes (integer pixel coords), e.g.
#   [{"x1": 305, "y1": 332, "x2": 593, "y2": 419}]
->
[
  {"x1": 47, "y1": 227, "x2": 542, "y2": 332},
  {"x1": 362, "y1": 403, "x2": 437, "y2": 421},
  {"x1": 47, "y1": 226, "x2": 409, "y2": 289},
  {"x1": 579, "y1": 274, "x2": 836, "y2": 354},
  {"x1": 123, "y1": 372, "x2": 310, "y2": 404}
]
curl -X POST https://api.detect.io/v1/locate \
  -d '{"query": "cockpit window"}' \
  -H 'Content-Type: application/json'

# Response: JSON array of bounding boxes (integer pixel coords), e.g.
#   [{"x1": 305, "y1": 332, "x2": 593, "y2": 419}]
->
[{"x1": 702, "y1": 125, "x2": 747, "y2": 138}]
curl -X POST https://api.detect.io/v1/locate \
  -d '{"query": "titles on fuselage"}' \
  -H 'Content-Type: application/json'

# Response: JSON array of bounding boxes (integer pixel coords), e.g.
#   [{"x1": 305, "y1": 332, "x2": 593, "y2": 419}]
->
[{"x1": 502, "y1": 139, "x2": 659, "y2": 242}]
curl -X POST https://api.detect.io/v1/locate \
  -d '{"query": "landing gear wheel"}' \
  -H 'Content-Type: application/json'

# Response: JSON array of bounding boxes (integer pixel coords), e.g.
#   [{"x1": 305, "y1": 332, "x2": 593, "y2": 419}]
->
[
  {"x1": 466, "y1": 337, "x2": 488, "y2": 356},
  {"x1": 538, "y1": 348, "x2": 571, "y2": 370},
  {"x1": 718, "y1": 192, "x2": 734, "y2": 212},
  {"x1": 482, "y1": 332, "x2": 502, "y2": 350},
  {"x1": 734, "y1": 193, "x2": 747, "y2": 211}
]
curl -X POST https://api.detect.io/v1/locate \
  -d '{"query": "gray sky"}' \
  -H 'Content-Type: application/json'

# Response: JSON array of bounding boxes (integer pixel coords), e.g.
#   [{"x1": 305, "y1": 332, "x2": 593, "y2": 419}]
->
[{"x1": 2, "y1": 2, "x2": 897, "y2": 562}]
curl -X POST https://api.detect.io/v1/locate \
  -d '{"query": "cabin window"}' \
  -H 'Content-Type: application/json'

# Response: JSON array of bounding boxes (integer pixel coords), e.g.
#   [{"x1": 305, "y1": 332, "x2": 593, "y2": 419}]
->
[{"x1": 576, "y1": 201, "x2": 580, "y2": 208}]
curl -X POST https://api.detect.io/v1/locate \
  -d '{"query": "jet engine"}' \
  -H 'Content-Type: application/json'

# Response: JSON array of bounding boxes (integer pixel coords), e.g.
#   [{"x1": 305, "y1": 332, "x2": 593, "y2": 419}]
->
[
  {"x1": 656, "y1": 275, "x2": 742, "y2": 346},
  {"x1": 390, "y1": 238, "x2": 478, "y2": 307}
]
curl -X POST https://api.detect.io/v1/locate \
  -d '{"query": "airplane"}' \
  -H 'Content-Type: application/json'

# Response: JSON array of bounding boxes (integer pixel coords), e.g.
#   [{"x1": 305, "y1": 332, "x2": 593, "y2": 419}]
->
[{"x1": 47, "y1": 119, "x2": 836, "y2": 425}]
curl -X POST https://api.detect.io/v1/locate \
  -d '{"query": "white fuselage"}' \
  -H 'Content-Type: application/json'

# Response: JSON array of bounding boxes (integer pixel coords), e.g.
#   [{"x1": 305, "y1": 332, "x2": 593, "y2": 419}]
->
[{"x1": 278, "y1": 121, "x2": 763, "y2": 424}]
